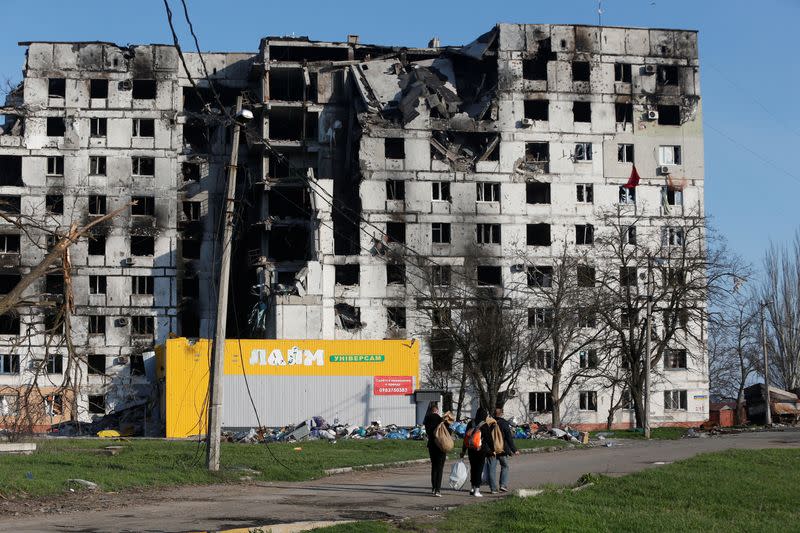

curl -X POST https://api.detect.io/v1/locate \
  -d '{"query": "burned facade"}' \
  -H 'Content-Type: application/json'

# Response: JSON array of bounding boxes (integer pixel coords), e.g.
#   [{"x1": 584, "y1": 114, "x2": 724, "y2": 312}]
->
[{"x1": 0, "y1": 23, "x2": 708, "y2": 431}]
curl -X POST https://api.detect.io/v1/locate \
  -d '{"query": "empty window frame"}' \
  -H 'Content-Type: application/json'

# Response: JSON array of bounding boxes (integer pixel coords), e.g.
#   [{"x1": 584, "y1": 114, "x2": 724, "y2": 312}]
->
[
  {"x1": 531, "y1": 349, "x2": 553, "y2": 369},
  {"x1": 88, "y1": 394, "x2": 106, "y2": 414},
  {"x1": 132, "y1": 157, "x2": 155, "y2": 177},
  {"x1": 181, "y1": 239, "x2": 201, "y2": 259},
  {"x1": 529, "y1": 391, "x2": 553, "y2": 412},
  {"x1": 614, "y1": 63, "x2": 632, "y2": 82},
  {"x1": 663, "y1": 227, "x2": 685, "y2": 246},
  {"x1": 526, "y1": 182, "x2": 550, "y2": 204},
  {"x1": 46, "y1": 117, "x2": 66, "y2": 137},
  {"x1": 88, "y1": 235, "x2": 105, "y2": 255},
  {"x1": 579, "y1": 349, "x2": 598, "y2": 368},
  {"x1": 665, "y1": 348, "x2": 688, "y2": 369},
  {"x1": 522, "y1": 39, "x2": 552, "y2": 80},
  {"x1": 476, "y1": 223, "x2": 501, "y2": 244},
  {"x1": 0, "y1": 234, "x2": 20, "y2": 254},
  {"x1": 335, "y1": 265, "x2": 359, "y2": 286},
  {"x1": 386, "y1": 179, "x2": 405, "y2": 200},
  {"x1": 132, "y1": 316, "x2": 155, "y2": 335},
  {"x1": 386, "y1": 222, "x2": 405, "y2": 244},
  {"x1": 524, "y1": 100, "x2": 549, "y2": 121},
  {"x1": 89, "y1": 79, "x2": 108, "y2": 99},
  {"x1": 573, "y1": 102, "x2": 591, "y2": 123},
  {"x1": 88, "y1": 195, "x2": 106, "y2": 215},
  {"x1": 620, "y1": 267, "x2": 638, "y2": 286},
  {"x1": 621, "y1": 308, "x2": 638, "y2": 329},
  {"x1": 387, "y1": 306, "x2": 407, "y2": 329},
  {"x1": 88, "y1": 315, "x2": 105, "y2": 335},
  {"x1": 659, "y1": 145, "x2": 682, "y2": 165},
  {"x1": 576, "y1": 224, "x2": 594, "y2": 245},
  {"x1": 657, "y1": 65, "x2": 679, "y2": 86},
  {"x1": 132, "y1": 80, "x2": 157, "y2": 100},
  {"x1": 657, "y1": 105, "x2": 681, "y2": 125},
  {"x1": 528, "y1": 308, "x2": 553, "y2": 328},
  {"x1": 619, "y1": 186, "x2": 636, "y2": 205},
  {"x1": 431, "y1": 329, "x2": 455, "y2": 371},
  {"x1": 45, "y1": 394, "x2": 63, "y2": 416},
  {"x1": 131, "y1": 196, "x2": 155, "y2": 216},
  {"x1": 46, "y1": 354, "x2": 63, "y2": 374},
  {"x1": 0, "y1": 313, "x2": 19, "y2": 334},
  {"x1": 432, "y1": 223, "x2": 451, "y2": 244},
  {"x1": 578, "y1": 309, "x2": 597, "y2": 328},
  {"x1": 132, "y1": 118, "x2": 155, "y2": 137},
  {"x1": 90, "y1": 117, "x2": 107, "y2": 137},
  {"x1": 47, "y1": 156, "x2": 64, "y2": 176},
  {"x1": 618, "y1": 143, "x2": 634, "y2": 163},
  {"x1": 663, "y1": 186, "x2": 683, "y2": 206},
  {"x1": 45, "y1": 194, "x2": 63, "y2": 215},
  {"x1": 0, "y1": 273, "x2": 19, "y2": 293},
  {"x1": 48, "y1": 78, "x2": 66, "y2": 98},
  {"x1": 528, "y1": 266, "x2": 553, "y2": 288},
  {"x1": 88, "y1": 275, "x2": 107, "y2": 295},
  {"x1": 574, "y1": 142, "x2": 592, "y2": 161},
  {"x1": 131, "y1": 235, "x2": 155, "y2": 256},
  {"x1": 525, "y1": 142, "x2": 550, "y2": 172},
  {"x1": 576, "y1": 183, "x2": 593, "y2": 203},
  {"x1": 664, "y1": 390, "x2": 688, "y2": 410},
  {"x1": 615, "y1": 102, "x2": 633, "y2": 124},
  {"x1": 0, "y1": 156, "x2": 23, "y2": 186},
  {"x1": 527, "y1": 223, "x2": 551, "y2": 246},
  {"x1": 385, "y1": 138, "x2": 405, "y2": 159},
  {"x1": 182, "y1": 201, "x2": 201, "y2": 221},
  {"x1": 432, "y1": 265, "x2": 451, "y2": 286},
  {"x1": 89, "y1": 156, "x2": 107, "y2": 175},
  {"x1": 0, "y1": 354, "x2": 19, "y2": 374},
  {"x1": 477, "y1": 265, "x2": 502, "y2": 286},
  {"x1": 624, "y1": 225, "x2": 638, "y2": 245},
  {"x1": 572, "y1": 61, "x2": 591, "y2": 81},
  {"x1": 431, "y1": 182, "x2": 450, "y2": 201},
  {"x1": 132, "y1": 275, "x2": 154, "y2": 295},
  {"x1": 182, "y1": 162, "x2": 201, "y2": 182},
  {"x1": 386, "y1": 264, "x2": 406, "y2": 285},
  {"x1": 579, "y1": 390, "x2": 598, "y2": 411},
  {"x1": 476, "y1": 182, "x2": 500, "y2": 202}
]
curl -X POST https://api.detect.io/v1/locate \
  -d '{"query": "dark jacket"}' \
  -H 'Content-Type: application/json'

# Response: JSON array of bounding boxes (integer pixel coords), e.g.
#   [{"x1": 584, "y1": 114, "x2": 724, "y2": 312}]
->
[
  {"x1": 496, "y1": 416, "x2": 517, "y2": 456},
  {"x1": 424, "y1": 412, "x2": 443, "y2": 449}
]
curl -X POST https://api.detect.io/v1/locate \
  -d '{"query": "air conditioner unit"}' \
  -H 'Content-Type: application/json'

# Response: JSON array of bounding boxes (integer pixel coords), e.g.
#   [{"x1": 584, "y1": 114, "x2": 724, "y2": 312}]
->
[
  {"x1": 643, "y1": 65, "x2": 656, "y2": 75},
  {"x1": 658, "y1": 165, "x2": 671, "y2": 175},
  {"x1": 506, "y1": 388, "x2": 518, "y2": 399},
  {"x1": 520, "y1": 118, "x2": 535, "y2": 127},
  {"x1": 119, "y1": 79, "x2": 133, "y2": 91},
  {"x1": 116, "y1": 356, "x2": 129, "y2": 365},
  {"x1": 122, "y1": 257, "x2": 134, "y2": 267},
  {"x1": 114, "y1": 318, "x2": 128, "y2": 327},
  {"x1": 647, "y1": 110, "x2": 659, "y2": 121}
]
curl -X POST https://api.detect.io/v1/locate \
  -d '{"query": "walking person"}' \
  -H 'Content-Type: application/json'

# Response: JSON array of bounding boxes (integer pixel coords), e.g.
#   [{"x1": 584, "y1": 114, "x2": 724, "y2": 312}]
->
[
  {"x1": 460, "y1": 406, "x2": 494, "y2": 497},
  {"x1": 486, "y1": 406, "x2": 519, "y2": 493},
  {"x1": 423, "y1": 402, "x2": 450, "y2": 497}
]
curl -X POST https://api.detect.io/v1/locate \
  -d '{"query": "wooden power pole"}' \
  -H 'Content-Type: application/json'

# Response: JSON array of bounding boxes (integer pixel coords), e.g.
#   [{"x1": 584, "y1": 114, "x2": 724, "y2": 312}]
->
[{"x1": 207, "y1": 96, "x2": 243, "y2": 471}]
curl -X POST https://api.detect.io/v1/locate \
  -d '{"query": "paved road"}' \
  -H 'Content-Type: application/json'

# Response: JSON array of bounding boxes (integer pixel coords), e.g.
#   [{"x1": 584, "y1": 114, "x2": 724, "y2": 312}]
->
[{"x1": 3, "y1": 430, "x2": 800, "y2": 533}]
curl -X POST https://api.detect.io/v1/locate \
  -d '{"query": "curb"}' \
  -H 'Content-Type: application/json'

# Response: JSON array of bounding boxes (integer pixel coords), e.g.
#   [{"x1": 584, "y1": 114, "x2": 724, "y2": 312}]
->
[{"x1": 323, "y1": 442, "x2": 577, "y2": 476}]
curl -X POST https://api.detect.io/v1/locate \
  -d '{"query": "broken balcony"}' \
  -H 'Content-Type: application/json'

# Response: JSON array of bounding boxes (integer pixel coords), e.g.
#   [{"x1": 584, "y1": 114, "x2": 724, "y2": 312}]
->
[
  {"x1": 266, "y1": 185, "x2": 313, "y2": 226},
  {"x1": 266, "y1": 149, "x2": 318, "y2": 184},
  {"x1": 268, "y1": 225, "x2": 313, "y2": 262},
  {"x1": 268, "y1": 67, "x2": 317, "y2": 102},
  {"x1": 430, "y1": 131, "x2": 499, "y2": 172}
]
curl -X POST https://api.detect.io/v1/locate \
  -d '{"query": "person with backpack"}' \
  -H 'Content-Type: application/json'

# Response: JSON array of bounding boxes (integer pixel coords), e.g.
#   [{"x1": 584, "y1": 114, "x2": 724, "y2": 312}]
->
[
  {"x1": 423, "y1": 402, "x2": 452, "y2": 497},
  {"x1": 485, "y1": 406, "x2": 519, "y2": 493},
  {"x1": 459, "y1": 406, "x2": 495, "y2": 497}
]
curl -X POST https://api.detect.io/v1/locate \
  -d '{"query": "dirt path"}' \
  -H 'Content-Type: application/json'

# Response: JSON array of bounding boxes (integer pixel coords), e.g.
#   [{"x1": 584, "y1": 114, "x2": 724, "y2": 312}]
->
[{"x1": 2, "y1": 429, "x2": 799, "y2": 532}]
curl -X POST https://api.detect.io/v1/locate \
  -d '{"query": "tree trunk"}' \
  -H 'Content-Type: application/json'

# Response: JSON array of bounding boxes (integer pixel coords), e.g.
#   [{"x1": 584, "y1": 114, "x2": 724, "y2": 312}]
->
[
  {"x1": 455, "y1": 360, "x2": 468, "y2": 420},
  {"x1": 550, "y1": 375, "x2": 561, "y2": 427}
]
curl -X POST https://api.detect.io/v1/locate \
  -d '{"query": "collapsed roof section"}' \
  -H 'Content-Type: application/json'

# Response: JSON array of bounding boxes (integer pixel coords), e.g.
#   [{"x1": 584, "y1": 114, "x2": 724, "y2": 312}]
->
[{"x1": 349, "y1": 27, "x2": 499, "y2": 127}]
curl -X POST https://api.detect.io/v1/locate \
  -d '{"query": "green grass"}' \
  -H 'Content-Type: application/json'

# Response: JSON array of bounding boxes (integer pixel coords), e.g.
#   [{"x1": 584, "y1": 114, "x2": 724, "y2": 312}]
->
[
  {"x1": 590, "y1": 426, "x2": 687, "y2": 440},
  {"x1": 0, "y1": 438, "x2": 563, "y2": 498},
  {"x1": 314, "y1": 449, "x2": 800, "y2": 532}
]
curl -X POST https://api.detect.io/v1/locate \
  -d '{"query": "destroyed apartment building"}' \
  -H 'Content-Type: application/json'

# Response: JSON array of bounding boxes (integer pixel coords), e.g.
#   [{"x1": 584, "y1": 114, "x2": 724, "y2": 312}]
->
[{"x1": 0, "y1": 23, "x2": 708, "y2": 432}]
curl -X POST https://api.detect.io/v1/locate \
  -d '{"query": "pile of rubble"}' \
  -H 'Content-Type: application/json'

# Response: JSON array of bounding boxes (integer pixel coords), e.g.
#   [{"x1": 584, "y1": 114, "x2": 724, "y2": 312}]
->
[{"x1": 222, "y1": 416, "x2": 590, "y2": 445}]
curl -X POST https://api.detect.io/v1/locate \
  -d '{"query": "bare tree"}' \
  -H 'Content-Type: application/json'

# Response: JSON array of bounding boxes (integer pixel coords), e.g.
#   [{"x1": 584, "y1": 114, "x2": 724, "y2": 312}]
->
[
  {"x1": 761, "y1": 232, "x2": 800, "y2": 392},
  {"x1": 593, "y1": 205, "x2": 739, "y2": 428}
]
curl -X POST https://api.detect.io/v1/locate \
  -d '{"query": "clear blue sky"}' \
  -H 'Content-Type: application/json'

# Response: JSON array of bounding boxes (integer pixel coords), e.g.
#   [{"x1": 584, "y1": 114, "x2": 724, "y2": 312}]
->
[{"x1": 1, "y1": 0, "x2": 798, "y2": 267}]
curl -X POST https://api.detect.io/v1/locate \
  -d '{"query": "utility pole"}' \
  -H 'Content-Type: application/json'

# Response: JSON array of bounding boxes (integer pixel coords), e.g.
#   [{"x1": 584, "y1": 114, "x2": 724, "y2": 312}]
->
[
  {"x1": 207, "y1": 96, "x2": 243, "y2": 471},
  {"x1": 760, "y1": 301, "x2": 772, "y2": 426},
  {"x1": 644, "y1": 257, "x2": 652, "y2": 440}
]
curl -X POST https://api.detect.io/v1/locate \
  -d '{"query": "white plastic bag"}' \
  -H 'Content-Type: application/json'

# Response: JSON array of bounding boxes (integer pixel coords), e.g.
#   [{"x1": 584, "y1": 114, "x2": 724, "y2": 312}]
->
[{"x1": 449, "y1": 460, "x2": 468, "y2": 490}]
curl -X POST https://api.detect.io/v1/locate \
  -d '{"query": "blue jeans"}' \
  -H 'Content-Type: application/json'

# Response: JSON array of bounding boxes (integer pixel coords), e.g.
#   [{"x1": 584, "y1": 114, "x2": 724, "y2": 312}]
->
[{"x1": 486, "y1": 455, "x2": 510, "y2": 491}]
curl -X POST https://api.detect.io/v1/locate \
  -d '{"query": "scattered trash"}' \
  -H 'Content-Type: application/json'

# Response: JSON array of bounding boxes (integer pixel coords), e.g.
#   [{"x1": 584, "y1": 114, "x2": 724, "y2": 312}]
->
[
  {"x1": 67, "y1": 479, "x2": 98, "y2": 491},
  {"x1": 449, "y1": 461, "x2": 468, "y2": 490},
  {"x1": 25, "y1": 472, "x2": 33, "y2": 480},
  {"x1": 293, "y1": 447, "x2": 302, "y2": 452}
]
